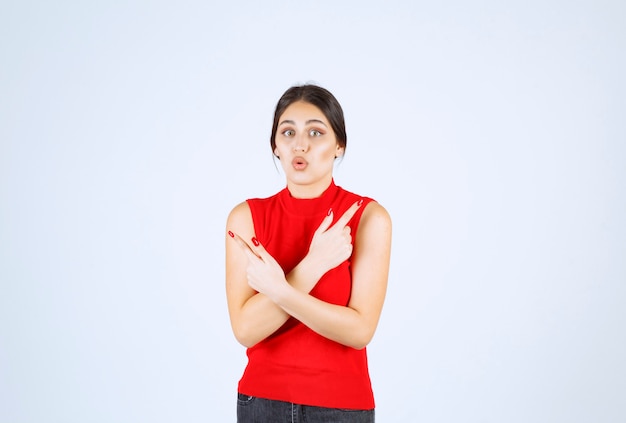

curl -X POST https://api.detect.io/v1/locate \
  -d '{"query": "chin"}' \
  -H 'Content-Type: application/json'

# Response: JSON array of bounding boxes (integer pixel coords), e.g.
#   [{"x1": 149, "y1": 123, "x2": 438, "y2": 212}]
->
[{"x1": 291, "y1": 173, "x2": 331, "y2": 186}]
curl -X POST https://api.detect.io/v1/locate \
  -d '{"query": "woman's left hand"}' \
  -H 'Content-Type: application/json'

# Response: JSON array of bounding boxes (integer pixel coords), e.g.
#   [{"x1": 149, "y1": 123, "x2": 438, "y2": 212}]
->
[{"x1": 229, "y1": 232, "x2": 288, "y2": 301}]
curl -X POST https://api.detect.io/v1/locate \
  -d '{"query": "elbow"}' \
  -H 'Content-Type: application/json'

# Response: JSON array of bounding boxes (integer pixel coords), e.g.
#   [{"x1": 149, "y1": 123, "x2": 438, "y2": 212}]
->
[
  {"x1": 350, "y1": 342, "x2": 368, "y2": 350},
  {"x1": 234, "y1": 334, "x2": 257, "y2": 349},
  {"x1": 232, "y1": 321, "x2": 261, "y2": 349},
  {"x1": 234, "y1": 334, "x2": 255, "y2": 349},
  {"x1": 348, "y1": 339, "x2": 370, "y2": 350},
  {"x1": 346, "y1": 328, "x2": 375, "y2": 350}
]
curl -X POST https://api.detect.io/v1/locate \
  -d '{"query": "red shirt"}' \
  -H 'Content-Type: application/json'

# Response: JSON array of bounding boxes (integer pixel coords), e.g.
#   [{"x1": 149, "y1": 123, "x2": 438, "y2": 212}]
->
[{"x1": 238, "y1": 180, "x2": 375, "y2": 409}]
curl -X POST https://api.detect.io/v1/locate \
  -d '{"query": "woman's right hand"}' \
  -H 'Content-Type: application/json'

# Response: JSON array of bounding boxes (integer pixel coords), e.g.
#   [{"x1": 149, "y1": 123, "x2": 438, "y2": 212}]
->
[{"x1": 305, "y1": 200, "x2": 363, "y2": 276}]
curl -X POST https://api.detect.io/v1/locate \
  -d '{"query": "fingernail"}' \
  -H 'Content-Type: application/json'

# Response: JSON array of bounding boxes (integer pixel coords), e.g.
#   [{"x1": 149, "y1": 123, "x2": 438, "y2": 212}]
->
[
  {"x1": 358, "y1": 199, "x2": 364, "y2": 206},
  {"x1": 251, "y1": 237, "x2": 260, "y2": 247},
  {"x1": 327, "y1": 207, "x2": 332, "y2": 216},
  {"x1": 228, "y1": 231, "x2": 234, "y2": 238}
]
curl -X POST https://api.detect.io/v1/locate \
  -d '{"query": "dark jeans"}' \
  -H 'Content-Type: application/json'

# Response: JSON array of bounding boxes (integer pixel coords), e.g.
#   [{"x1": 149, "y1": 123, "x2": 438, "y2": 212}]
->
[{"x1": 237, "y1": 393, "x2": 375, "y2": 423}]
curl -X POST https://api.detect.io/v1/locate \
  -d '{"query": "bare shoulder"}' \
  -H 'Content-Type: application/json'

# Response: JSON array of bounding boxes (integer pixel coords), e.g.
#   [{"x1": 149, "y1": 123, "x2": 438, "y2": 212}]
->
[
  {"x1": 355, "y1": 201, "x2": 392, "y2": 247},
  {"x1": 226, "y1": 201, "x2": 254, "y2": 233},
  {"x1": 228, "y1": 201, "x2": 251, "y2": 220},
  {"x1": 361, "y1": 201, "x2": 392, "y2": 229}
]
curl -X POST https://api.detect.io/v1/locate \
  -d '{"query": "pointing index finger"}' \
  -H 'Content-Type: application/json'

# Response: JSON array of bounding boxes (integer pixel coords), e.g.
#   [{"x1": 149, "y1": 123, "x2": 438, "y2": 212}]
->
[
  {"x1": 333, "y1": 199, "x2": 364, "y2": 229},
  {"x1": 229, "y1": 231, "x2": 262, "y2": 259}
]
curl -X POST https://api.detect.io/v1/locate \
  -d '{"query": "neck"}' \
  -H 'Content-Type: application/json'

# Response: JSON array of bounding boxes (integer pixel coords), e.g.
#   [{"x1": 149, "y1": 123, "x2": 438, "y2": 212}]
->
[{"x1": 286, "y1": 176, "x2": 333, "y2": 199}]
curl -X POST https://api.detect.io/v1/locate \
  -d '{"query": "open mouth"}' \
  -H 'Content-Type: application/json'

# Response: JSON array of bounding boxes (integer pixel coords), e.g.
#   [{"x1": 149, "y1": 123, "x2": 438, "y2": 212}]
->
[{"x1": 292, "y1": 157, "x2": 308, "y2": 170}]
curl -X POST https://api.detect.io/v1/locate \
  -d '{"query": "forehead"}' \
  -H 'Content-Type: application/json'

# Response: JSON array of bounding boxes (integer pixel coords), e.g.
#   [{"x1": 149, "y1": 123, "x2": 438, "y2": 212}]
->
[{"x1": 279, "y1": 101, "x2": 327, "y2": 124}]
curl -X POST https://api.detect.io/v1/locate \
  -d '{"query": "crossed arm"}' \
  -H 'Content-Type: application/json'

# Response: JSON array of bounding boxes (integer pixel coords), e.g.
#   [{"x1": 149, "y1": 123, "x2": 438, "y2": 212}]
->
[{"x1": 225, "y1": 200, "x2": 392, "y2": 349}]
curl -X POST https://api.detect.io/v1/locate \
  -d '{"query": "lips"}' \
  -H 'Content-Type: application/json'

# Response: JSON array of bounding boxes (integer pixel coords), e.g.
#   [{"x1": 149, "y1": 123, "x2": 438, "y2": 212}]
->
[{"x1": 292, "y1": 156, "x2": 308, "y2": 170}]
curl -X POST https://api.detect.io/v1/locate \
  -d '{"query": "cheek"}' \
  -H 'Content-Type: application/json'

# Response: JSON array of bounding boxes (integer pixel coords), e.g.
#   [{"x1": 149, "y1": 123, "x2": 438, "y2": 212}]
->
[
  {"x1": 274, "y1": 143, "x2": 288, "y2": 158},
  {"x1": 320, "y1": 143, "x2": 338, "y2": 157},
  {"x1": 327, "y1": 147, "x2": 341, "y2": 161}
]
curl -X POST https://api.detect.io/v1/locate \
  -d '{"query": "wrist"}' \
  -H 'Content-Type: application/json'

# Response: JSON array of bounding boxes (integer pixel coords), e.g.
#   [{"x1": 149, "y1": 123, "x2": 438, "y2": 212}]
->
[
  {"x1": 272, "y1": 278, "x2": 294, "y2": 306},
  {"x1": 292, "y1": 256, "x2": 323, "y2": 290}
]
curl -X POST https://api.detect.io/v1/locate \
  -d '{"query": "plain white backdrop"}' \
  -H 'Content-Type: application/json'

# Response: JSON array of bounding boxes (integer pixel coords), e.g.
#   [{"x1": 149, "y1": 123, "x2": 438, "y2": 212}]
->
[{"x1": 1, "y1": 1, "x2": 625, "y2": 422}]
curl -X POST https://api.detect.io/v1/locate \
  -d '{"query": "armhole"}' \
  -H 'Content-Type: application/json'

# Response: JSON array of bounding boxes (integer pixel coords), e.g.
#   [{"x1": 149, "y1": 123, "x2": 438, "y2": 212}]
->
[
  {"x1": 246, "y1": 199, "x2": 262, "y2": 241},
  {"x1": 350, "y1": 198, "x2": 376, "y2": 241}
]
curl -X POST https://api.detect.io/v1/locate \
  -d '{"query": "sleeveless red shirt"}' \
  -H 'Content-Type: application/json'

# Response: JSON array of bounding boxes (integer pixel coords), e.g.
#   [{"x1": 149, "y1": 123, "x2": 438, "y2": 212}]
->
[{"x1": 238, "y1": 180, "x2": 376, "y2": 409}]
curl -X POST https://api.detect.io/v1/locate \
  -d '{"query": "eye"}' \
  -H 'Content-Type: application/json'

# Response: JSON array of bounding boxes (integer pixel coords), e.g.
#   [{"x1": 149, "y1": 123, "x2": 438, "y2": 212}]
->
[
  {"x1": 309, "y1": 129, "x2": 323, "y2": 137},
  {"x1": 281, "y1": 129, "x2": 295, "y2": 137}
]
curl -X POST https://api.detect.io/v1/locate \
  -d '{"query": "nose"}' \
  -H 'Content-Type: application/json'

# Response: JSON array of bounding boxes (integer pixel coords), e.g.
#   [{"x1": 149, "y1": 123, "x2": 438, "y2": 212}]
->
[{"x1": 293, "y1": 134, "x2": 308, "y2": 153}]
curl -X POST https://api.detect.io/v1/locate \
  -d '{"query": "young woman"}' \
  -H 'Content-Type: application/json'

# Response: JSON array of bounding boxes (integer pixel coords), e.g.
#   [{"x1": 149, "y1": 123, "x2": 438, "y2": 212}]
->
[{"x1": 225, "y1": 84, "x2": 392, "y2": 422}]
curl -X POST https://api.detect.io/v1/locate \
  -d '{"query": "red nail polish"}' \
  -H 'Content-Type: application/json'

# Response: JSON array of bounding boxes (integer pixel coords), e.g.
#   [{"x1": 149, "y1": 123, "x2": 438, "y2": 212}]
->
[
  {"x1": 327, "y1": 207, "x2": 332, "y2": 216},
  {"x1": 358, "y1": 199, "x2": 364, "y2": 206},
  {"x1": 228, "y1": 231, "x2": 234, "y2": 238},
  {"x1": 252, "y1": 237, "x2": 260, "y2": 247}
]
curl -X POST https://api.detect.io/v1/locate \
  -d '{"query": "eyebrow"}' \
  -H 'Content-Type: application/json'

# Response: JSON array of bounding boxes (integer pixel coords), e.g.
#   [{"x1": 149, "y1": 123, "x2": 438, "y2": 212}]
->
[{"x1": 278, "y1": 119, "x2": 328, "y2": 127}]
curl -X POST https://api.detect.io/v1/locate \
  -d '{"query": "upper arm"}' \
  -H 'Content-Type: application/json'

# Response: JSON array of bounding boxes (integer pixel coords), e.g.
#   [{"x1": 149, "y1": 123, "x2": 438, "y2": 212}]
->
[
  {"x1": 348, "y1": 201, "x2": 392, "y2": 339},
  {"x1": 225, "y1": 202, "x2": 257, "y2": 327}
]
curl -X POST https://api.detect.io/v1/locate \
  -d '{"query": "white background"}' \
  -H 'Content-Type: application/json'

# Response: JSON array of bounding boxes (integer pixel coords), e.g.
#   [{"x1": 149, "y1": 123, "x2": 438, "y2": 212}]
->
[{"x1": 1, "y1": 1, "x2": 625, "y2": 422}]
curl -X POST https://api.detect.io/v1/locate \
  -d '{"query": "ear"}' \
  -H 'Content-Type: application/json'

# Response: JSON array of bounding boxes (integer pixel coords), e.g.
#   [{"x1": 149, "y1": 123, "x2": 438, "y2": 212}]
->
[
  {"x1": 335, "y1": 145, "x2": 344, "y2": 158},
  {"x1": 274, "y1": 147, "x2": 280, "y2": 159}
]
